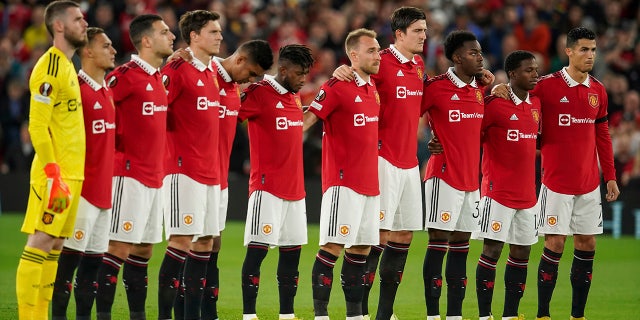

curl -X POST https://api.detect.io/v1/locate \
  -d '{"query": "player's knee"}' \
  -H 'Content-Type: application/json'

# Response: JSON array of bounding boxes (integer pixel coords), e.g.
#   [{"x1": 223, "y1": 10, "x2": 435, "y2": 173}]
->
[
  {"x1": 389, "y1": 230, "x2": 413, "y2": 243},
  {"x1": 544, "y1": 235, "x2": 567, "y2": 253},
  {"x1": 509, "y1": 244, "x2": 531, "y2": 260},
  {"x1": 573, "y1": 234, "x2": 596, "y2": 251},
  {"x1": 482, "y1": 240, "x2": 504, "y2": 259}
]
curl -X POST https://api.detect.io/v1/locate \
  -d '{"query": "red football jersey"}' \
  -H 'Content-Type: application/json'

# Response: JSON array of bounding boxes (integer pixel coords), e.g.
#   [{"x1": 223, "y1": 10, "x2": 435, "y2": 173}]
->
[
  {"x1": 481, "y1": 89, "x2": 540, "y2": 209},
  {"x1": 163, "y1": 53, "x2": 220, "y2": 185},
  {"x1": 107, "y1": 55, "x2": 167, "y2": 188},
  {"x1": 421, "y1": 67, "x2": 485, "y2": 191},
  {"x1": 212, "y1": 57, "x2": 241, "y2": 190},
  {"x1": 533, "y1": 68, "x2": 615, "y2": 194},
  {"x1": 78, "y1": 70, "x2": 116, "y2": 209},
  {"x1": 309, "y1": 73, "x2": 380, "y2": 196},
  {"x1": 238, "y1": 76, "x2": 305, "y2": 201},
  {"x1": 372, "y1": 45, "x2": 425, "y2": 169}
]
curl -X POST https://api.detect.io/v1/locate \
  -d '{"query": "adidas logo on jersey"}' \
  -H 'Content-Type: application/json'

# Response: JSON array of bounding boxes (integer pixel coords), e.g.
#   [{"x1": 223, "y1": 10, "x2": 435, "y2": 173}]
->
[
  {"x1": 450, "y1": 94, "x2": 460, "y2": 101},
  {"x1": 197, "y1": 79, "x2": 204, "y2": 87},
  {"x1": 510, "y1": 114, "x2": 519, "y2": 120},
  {"x1": 276, "y1": 101, "x2": 284, "y2": 109},
  {"x1": 146, "y1": 83, "x2": 153, "y2": 91},
  {"x1": 220, "y1": 88, "x2": 227, "y2": 96},
  {"x1": 560, "y1": 96, "x2": 569, "y2": 103},
  {"x1": 355, "y1": 95, "x2": 362, "y2": 102},
  {"x1": 396, "y1": 70, "x2": 404, "y2": 77},
  {"x1": 93, "y1": 101, "x2": 102, "y2": 109}
]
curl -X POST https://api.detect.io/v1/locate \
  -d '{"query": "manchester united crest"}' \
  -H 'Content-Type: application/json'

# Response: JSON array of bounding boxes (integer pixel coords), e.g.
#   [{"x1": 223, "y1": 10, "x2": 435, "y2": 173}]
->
[
  {"x1": 416, "y1": 67, "x2": 424, "y2": 80},
  {"x1": 588, "y1": 93, "x2": 599, "y2": 108},
  {"x1": 262, "y1": 223, "x2": 273, "y2": 235},
  {"x1": 531, "y1": 109, "x2": 540, "y2": 123},
  {"x1": 374, "y1": 91, "x2": 380, "y2": 105},
  {"x1": 441, "y1": 211, "x2": 451, "y2": 223},
  {"x1": 547, "y1": 215, "x2": 558, "y2": 227},
  {"x1": 475, "y1": 90, "x2": 483, "y2": 104},
  {"x1": 213, "y1": 77, "x2": 219, "y2": 89},
  {"x1": 294, "y1": 96, "x2": 302, "y2": 109},
  {"x1": 74, "y1": 229, "x2": 85, "y2": 240},
  {"x1": 183, "y1": 214, "x2": 193, "y2": 226},
  {"x1": 339, "y1": 224, "x2": 350, "y2": 236},
  {"x1": 122, "y1": 221, "x2": 133, "y2": 233},
  {"x1": 491, "y1": 221, "x2": 502, "y2": 232},
  {"x1": 42, "y1": 212, "x2": 54, "y2": 225},
  {"x1": 379, "y1": 210, "x2": 385, "y2": 221}
]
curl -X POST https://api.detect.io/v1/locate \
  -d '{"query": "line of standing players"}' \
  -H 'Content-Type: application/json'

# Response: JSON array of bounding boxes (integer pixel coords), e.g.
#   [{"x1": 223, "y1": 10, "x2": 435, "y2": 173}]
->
[{"x1": 16, "y1": 2, "x2": 619, "y2": 320}]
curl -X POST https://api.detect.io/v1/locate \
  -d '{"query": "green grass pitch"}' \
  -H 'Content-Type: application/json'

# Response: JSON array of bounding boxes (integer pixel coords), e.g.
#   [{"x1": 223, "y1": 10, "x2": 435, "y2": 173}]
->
[{"x1": 0, "y1": 213, "x2": 638, "y2": 319}]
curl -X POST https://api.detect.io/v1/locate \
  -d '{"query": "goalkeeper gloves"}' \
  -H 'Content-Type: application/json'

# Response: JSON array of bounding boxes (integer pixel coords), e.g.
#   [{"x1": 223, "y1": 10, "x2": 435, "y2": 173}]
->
[{"x1": 44, "y1": 163, "x2": 71, "y2": 213}]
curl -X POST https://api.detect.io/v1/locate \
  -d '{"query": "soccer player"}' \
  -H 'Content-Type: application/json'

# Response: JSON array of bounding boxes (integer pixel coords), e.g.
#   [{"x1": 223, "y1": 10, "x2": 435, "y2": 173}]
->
[
  {"x1": 16, "y1": 1, "x2": 87, "y2": 319},
  {"x1": 304, "y1": 28, "x2": 381, "y2": 320},
  {"x1": 473, "y1": 50, "x2": 541, "y2": 320},
  {"x1": 238, "y1": 44, "x2": 314, "y2": 320},
  {"x1": 420, "y1": 30, "x2": 486, "y2": 320},
  {"x1": 204, "y1": 39, "x2": 273, "y2": 320},
  {"x1": 94, "y1": 14, "x2": 175, "y2": 320},
  {"x1": 531, "y1": 27, "x2": 618, "y2": 320},
  {"x1": 156, "y1": 10, "x2": 222, "y2": 320},
  {"x1": 51, "y1": 27, "x2": 117, "y2": 320}
]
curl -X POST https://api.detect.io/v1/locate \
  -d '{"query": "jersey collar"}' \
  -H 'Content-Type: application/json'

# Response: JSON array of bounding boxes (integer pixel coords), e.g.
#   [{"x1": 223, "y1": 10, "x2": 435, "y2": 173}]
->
[
  {"x1": 389, "y1": 44, "x2": 417, "y2": 64},
  {"x1": 264, "y1": 75, "x2": 289, "y2": 94},
  {"x1": 212, "y1": 57, "x2": 232, "y2": 83},
  {"x1": 561, "y1": 67, "x2": 590, "y2": 87},
  {"x1": 186, "y1": 47, "x2": 214, "y2": 72},
  {"x1": 78, "y1": 70, "x2": 105, "y2": 91},
  {"x1": 131, "y1": 54, "x2": 160, "y2": 75},
  {"x1": 508, "y1": 84, "x2": 531, "y2": 105},
  {"x1": 353, "y1": 71, "x2": 373, "y2": 87},
  {"x1": 446, "y1": 67, "x2": 478, "y2": 88}
]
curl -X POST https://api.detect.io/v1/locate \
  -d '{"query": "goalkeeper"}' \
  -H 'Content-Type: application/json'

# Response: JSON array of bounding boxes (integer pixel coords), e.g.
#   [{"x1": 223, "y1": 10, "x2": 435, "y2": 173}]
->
[{"x1": 15, "y1": 1, "x2": 87, "y2": 319}]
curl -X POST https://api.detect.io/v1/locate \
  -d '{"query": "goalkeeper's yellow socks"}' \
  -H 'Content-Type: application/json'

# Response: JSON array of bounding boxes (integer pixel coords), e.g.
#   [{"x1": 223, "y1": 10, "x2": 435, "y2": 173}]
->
[
  {"x1": 34, "y1": 249, "x2": 61, "y2": 319},
  {"x1": 17, "y1": 246, "x2": 47, "y2": 319}
]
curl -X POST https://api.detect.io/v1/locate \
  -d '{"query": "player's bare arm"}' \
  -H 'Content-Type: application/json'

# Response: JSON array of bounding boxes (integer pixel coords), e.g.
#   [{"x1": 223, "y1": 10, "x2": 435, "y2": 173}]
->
[
  {"x1": 490, "y1": 82, "x2": 511, "y2": 99},
  {"x1": 332, "y1": 64, "x2": 355, "y2": 81},
  {"x1": 303, "y1": 110, "x2": 319, "y2": 131}
]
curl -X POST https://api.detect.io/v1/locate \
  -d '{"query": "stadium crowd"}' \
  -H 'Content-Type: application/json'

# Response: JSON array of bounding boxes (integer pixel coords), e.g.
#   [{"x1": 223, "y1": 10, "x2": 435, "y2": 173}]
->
[{"x1": 1, "y1": 0, "x2": 639, "y2": 198}]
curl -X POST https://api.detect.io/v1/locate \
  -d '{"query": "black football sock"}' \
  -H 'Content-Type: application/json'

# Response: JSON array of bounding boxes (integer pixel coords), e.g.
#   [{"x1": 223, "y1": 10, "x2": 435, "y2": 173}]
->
[
  {"x1": 96, "y1": 253, "x2": 124, "y2": 316},
  {"x1": 184, "y1": 250, "x2": 210, "y2": 319},
  {"x1": 362, "y1": 244, "x2": 382, "y2": 316},
  {"x1": 74, "y1": 252, "x2": 103, "y2": 318},
  {"x1": 376, "y1": 241, "x2": 409, "y2": 320},
  {"x1": 537, "y1": 247, "x2": 562, "y2": 318},
  {"x1": 201, "y1": 251, "x2": 219, "y2": 320},
  {"x1": 123, "y1": 254, "x2": 149, "y2": 319},
  {"x1": 311, "y1": 249, "x2": 337, "y2": 317},
  {"x1": 158, "y1": 247, "x2": 187, "y2": 319},
  {"x1": 503, "y1": 255, "x2": 528, "y2": 317},
  {"x1": 277, "y1": 245, "x2": 302, "y2": 315},
  {"x1": 52, "y1": 248, "x2": 82, "y2": 318},
  {"x1": 476, "y1": 254, "x2": 498, "y2": 317},
  {"x1": 445, "y1": 241, "x2": 469, "y2": 317},
  {"x1": 342, "y1": 252, "x2": 367, "y2": 317},
  {"x1": 423, "y1": 239, "x2": 447, "y2": 316},
  {"x1": 241, "y1": 242, "x2": 269, "y2": 315},
  {"x1": 570, "y1": 249, "x2": 595, "y2": 318}
]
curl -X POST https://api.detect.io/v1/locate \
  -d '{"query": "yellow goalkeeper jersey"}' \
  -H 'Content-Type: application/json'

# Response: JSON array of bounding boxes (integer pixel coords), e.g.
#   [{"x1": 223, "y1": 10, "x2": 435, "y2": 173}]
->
[{"x1": 29, "y1": 46, "x2": 85, "y2": 183}]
